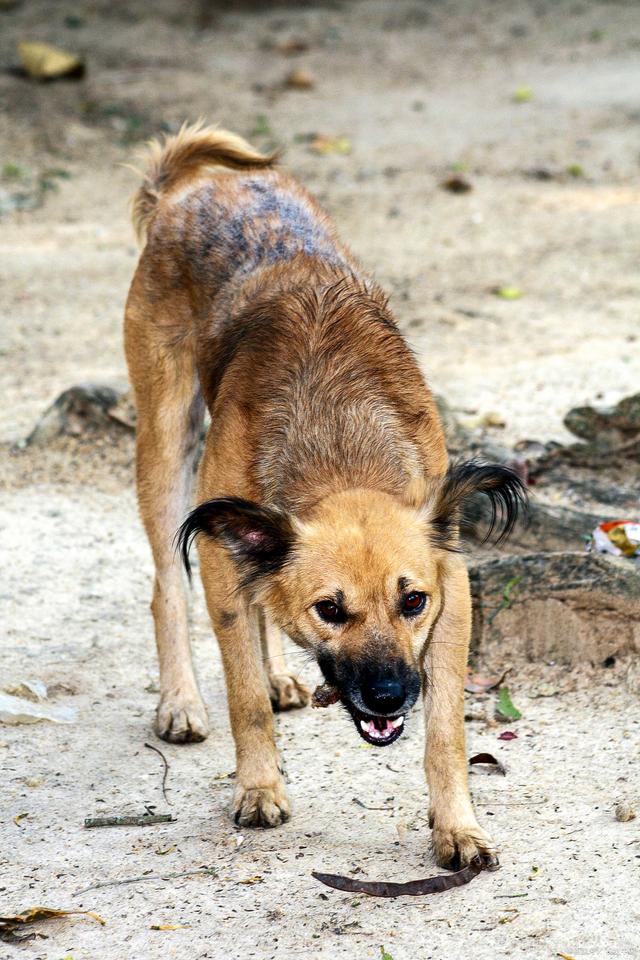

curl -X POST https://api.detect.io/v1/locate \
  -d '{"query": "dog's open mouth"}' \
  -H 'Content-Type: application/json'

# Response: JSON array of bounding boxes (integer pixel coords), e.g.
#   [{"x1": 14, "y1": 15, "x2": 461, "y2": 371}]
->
[{"x1": 349, "y1": 705, "x2": 405, "y2": 746}]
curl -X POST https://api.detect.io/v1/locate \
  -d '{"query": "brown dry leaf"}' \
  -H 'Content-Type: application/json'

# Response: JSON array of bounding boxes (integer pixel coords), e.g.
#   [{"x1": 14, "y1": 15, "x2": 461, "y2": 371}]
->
[
  {"x1": 309, "y1": 135, "x2": 352, "y2": 156},
  {"x1": 312, "y1": 857, "x2": 485, "y2": 898},
  {"x1": 441, "y1": 174, "x2": 472, "y2": 194},
  {"x1": 0, "y1": 907, "x2": 105, "y2": 944},
  {"x1": 151, "y1": 923, "x2": 188, "y2": 931},
  {"x1": 276, "y1": 39, "x2": 309, "y2": 55},
  {"x1": 17, "y1": 41, "x2": 85, "y2": 80},
  {"x1": 469, "y1": 752, "x2": 506, "y2": 776},
  {"x1": 238, "y1": 875, "x2": 263, "y2": 885},
  {"x1": 285, "y1": 68, "x2": 315, "y2": 90},
  {"x1": 465, "y1": 669, "x2": 508, "y2": 694}
]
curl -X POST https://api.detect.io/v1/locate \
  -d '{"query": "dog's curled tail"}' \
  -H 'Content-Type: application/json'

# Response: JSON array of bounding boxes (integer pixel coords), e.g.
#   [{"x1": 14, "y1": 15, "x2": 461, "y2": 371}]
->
[{"x1": 131, "y1": 120, "x2": 277, "y2": 241}]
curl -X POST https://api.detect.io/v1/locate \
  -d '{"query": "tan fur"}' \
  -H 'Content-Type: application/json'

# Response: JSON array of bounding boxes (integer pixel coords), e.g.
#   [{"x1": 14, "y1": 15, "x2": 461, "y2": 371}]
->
[{"x1": 124, "y1": 122, "x2": 506, "y2": 866}]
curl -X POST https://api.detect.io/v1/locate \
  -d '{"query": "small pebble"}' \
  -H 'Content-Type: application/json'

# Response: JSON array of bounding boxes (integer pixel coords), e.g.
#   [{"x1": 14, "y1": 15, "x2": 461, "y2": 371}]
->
[{"x1": 615, "y1": 802, "x2": 636, "y2": 823}]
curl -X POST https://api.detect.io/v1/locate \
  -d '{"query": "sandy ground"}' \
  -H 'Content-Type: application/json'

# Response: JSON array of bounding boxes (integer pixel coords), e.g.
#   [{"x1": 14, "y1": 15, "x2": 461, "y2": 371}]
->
[{"x1": 1, "y1": 1, "x2": 639, "y2": 958}]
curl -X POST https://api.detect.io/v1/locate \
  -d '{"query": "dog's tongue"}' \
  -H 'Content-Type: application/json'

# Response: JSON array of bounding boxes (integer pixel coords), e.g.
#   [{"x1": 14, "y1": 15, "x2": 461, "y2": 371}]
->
[{"x1": 360, "y1": 716, "x2": 404, "y2": 740}]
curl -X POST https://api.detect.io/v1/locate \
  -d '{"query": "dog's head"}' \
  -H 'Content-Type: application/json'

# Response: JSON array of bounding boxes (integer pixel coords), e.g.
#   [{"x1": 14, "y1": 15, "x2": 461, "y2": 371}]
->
[{"x1": 178, "y1": 462, "x2": 526, "y2": 747}]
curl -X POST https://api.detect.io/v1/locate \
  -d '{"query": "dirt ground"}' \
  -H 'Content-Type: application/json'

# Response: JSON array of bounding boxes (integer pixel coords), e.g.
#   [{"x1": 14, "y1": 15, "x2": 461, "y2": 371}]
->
[{"x1": 1, "y1": 1, "x2": 639, "y2": 958}]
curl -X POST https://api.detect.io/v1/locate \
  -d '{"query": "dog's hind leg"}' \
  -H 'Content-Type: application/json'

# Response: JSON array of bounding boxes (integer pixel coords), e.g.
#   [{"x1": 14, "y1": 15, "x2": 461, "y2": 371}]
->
[
  {"x1": 125, "y1": 283, "x2": 208, "y2": 743},
  {"x1": 258, "y1": 610, "x2": 310, "y2": 712}
]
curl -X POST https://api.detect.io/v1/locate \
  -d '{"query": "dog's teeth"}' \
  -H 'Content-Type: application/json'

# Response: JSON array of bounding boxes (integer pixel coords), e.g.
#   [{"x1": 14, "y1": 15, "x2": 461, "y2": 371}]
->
[
  {"x1": 391, "y1": 716, "x2": 404, "y2": 729},
  {"x1": 360, "y1": 720, "x2": 368, "y2": 731}
]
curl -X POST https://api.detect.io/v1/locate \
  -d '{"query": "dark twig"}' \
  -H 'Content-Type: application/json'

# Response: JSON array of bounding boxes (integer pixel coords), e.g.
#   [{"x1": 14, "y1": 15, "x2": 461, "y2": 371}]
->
[
  {"x1": 72, "y1": 867, "x2": 218, "y2": 898},
  {"x1": 84, "y1": 814, "x2": 174, "y2": 828},
  {"x1": 145, "y1": 741, "x2": 172, "y2": 805}
]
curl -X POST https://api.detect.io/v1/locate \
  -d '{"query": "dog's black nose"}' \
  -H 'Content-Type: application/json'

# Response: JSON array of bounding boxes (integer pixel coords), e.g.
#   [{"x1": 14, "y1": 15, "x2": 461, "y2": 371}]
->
[{"x1": 361, "y1": 678, "x2": 406, "y2": 715}]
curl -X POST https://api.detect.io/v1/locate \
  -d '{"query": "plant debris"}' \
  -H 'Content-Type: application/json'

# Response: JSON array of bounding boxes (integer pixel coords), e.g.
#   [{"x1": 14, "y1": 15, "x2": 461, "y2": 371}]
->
[
  {"x1": 441, "y1": 174, "x2": 472, "y2": 193},
  {"x1": 285, "y1": 68, "x2": 315, "y2": 89},
  {"x1": 84, "y1": 813, "x2": 175, "y2": 828},
  {"x1": 614, "y1": 802, "x2": 636, "y2": 823},
  {"x1": 492, "y1": 285, "x2": 524, "y2": 300},
  {"x1": 311, "y1": 683, "x2": 340, "y2": 708},
  {"x1": 144, "y1": 741, "x2": 172, "y2": 805},
  {"x1": 312, "y1": 856, "x2": 485, "y2": 898},
  {"x1": 497, "y1": 730, "x2": 518, "y2": 741},
  {"x1": 495, "y1": 687, "x2": 522, "y2": 722},
  {"x1": 465, "y1": 669, "x2": 508, "y2": 694},
  {"x1": 309, "y1": 134, "x2": 352, "y2": 156},
  {"x1": 16, "y1": 41, "x2": 85, "y2": 81},
  {"x1": 0, "y1": 907, "x2": 104, "y2": 944},
  {"x1": 469, "y1": 752, "x2": 506, "y2": 775}
]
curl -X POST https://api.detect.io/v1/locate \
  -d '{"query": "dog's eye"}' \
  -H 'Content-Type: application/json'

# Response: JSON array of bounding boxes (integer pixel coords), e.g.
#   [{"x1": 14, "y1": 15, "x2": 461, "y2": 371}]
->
[
  {"x1": 402, "y1": 591, "x2": 427, "y2": 616},
  {"x1": 314, "y1": 600, "x2": 347, "y2": 624}
]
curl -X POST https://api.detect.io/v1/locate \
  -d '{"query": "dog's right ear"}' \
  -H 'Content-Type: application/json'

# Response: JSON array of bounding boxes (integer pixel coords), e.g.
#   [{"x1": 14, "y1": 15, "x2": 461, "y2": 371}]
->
[{"x1": 176, "y1": 496, "x2": 296, "y2": 587}]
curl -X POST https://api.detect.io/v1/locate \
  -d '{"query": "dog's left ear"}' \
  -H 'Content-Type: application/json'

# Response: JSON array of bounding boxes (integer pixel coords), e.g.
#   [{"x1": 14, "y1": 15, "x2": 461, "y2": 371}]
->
[
  {"x1": 427, "y1": 460, "x2": 527, "y2": 550},
  {"x1": 176, "y1": 496, "x2": 296, "y2": 586}
]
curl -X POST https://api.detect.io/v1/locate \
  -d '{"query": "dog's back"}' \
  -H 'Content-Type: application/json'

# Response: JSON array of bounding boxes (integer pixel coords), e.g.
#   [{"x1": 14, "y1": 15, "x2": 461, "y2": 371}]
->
[{"x1": 127, "y1": 122, "x2": 447, "y2": 513}]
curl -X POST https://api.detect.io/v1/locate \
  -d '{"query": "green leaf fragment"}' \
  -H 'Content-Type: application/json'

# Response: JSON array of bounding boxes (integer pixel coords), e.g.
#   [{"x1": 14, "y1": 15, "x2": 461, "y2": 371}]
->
[{"x1": 496, "y1": 687, "x2": 522, "y2": 721}]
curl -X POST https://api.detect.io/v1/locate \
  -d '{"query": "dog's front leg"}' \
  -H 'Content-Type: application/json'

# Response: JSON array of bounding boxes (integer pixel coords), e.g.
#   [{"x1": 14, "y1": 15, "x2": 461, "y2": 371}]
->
[
  {"x1": 423, "y1": 556, "x2": 498, "y2": 869},
  {"x1": 199, "y1": 546, "x2": 290, "y2": 828}
]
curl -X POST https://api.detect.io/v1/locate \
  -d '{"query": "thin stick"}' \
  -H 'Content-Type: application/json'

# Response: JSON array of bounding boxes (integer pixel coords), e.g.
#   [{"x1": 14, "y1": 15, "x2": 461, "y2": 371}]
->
[
  {"x1": 144, "y1": 741, "x2": 172, "y2": 805},
  {"x1": 73, "y1": 867, "x2": 217, "y2": 898},
  {"x1": 84, "y1": 814, "x2": 174, "y2": 828}
]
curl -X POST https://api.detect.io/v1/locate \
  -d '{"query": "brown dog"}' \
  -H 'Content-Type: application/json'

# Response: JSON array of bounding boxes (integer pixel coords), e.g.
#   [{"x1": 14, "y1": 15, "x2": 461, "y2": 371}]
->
[{"x1": 124, "y1": 121, "x2": 525, "y2": 868}]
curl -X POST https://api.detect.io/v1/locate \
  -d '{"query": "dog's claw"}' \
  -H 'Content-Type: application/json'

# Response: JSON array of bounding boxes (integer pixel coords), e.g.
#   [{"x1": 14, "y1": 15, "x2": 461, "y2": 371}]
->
[
  {"x1": 268, "y1": 673, "x2": 311, "y2": 712},
  {"x1": 431, "y1": 822, "x2": 498, "y2": 871},
  {"x1": 155, "y1": 692, "x2": 209, "y2": 743},
  {"x1": 232, "y1": 784, "x2": 291, "y2": 828}
]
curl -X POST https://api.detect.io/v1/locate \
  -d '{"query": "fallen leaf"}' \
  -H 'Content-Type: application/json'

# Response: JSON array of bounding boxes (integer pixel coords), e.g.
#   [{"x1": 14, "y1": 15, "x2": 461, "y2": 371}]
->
[
  {"x1": 309, "y1": 135, "x2": 351, "y2": 156},
  {"x1": 557, "y1": 953, "x2": 577, "y2": 960},
  {"x1": 276, "y1": 38, "x2": 309, "y2": 55},
  {"x1": 495, "y1": 687, "x2": 522, "y2": 722},
  {"x1": 238, "y1": 875, "x2": 263, "y2": 885},
  {"x1": 440, "y1": 174, "x2": 472, "y2": 194},
  {"x1": 0, "y1": 907, "x2": 104, "y2": 945},
  {"x1": 285, "y1": 68, "x2": 315, "y2": 90},
  {"x1": 497, "y1": 730, "x2": 518, "y2": 741},
  {"x1": 17, "y1": 41, "x2": 85, "y2": 80},
  {"x1": 312, "y1": 856, "x2": 485, "y2": 898},
  {"x1": 615, "y1": 802, "x2": 636, "y2": 823},
  {"x1": 150, "y1": 924, "x2": 188, "y2": 931},
  {"x1": 13, "y1": 812, "x2": 29, "y2": 827},
  {"x1": 380, "y1": 948, "x2": 394, "y2": 960},
  {"x1": 465, "y1": 669, "x2": 508, "y2": 694},
  {"x1": 154, "y1": 845, "x2": 176, "y2": 856},
  {"x1": 512, "y1": 86, "x2": 534, "y2": 103},
  {"x1": 469, "y1": 753, "x2": 506, "y2": 776},
  {"x1": 492, "y1": 285, "x2": 524, "y2": 300}
]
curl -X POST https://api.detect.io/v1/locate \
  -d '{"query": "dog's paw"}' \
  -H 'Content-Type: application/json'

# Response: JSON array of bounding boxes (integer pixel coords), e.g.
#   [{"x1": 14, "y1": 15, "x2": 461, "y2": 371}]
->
[
  {"x1": 268, "y1": 673, "x2": 311, "y2": 712},
  {"x1": 155, "y1": 691, "x2": 209, "y2": 743},
  {"x1": 431, "y1": 821, "x2": 499, "y2": 871},
  {"x1": 232, "y1": 782, "x2": 291, "y2": 828}
]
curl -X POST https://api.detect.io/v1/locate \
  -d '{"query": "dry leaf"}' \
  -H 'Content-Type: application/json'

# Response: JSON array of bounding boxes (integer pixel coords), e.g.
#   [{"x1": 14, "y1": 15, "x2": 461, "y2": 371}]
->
[
  {"x1": 441, "y1": 174, "x2": 472, "y2": 194},
  {"x1": 309, "y1": 135, "x2": 351, "y2": 156},
  {"x1": 0, "y1": 907, "x2": 104, "y2": 944},
  {"x1": 17, "y1": 41, "x2": 85, "y2": 80},
  {"x1": 151, "y1": 923, "x2": 188, "y2": 930},
  {"x1": 312, "y1": 857, "x2": 485, "y2": 898},
  {"x1": 276, "y1": 39, "x2": 309, "y2": 55},
  {"x1": 13, "y1": 812, "x2": 29, "y2": 827},
  {"x1": 238, "y1": 875, "x2": 263, "y2": 885},
  {"x1": 285, "y1": 68, "x2": 315, "y2": 90}
]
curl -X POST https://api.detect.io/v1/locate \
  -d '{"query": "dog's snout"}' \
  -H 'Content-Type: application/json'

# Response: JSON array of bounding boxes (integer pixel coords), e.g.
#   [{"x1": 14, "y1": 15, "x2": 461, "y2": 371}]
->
[{"x1": 361, "y1": 677, "x2": 406, "y2": 715}]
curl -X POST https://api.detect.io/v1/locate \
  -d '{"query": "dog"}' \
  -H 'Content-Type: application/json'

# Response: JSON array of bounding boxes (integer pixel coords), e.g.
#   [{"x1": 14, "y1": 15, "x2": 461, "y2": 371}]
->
[{"x1": 124, "y1": 121, "x2": 525, "y2": 869}]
